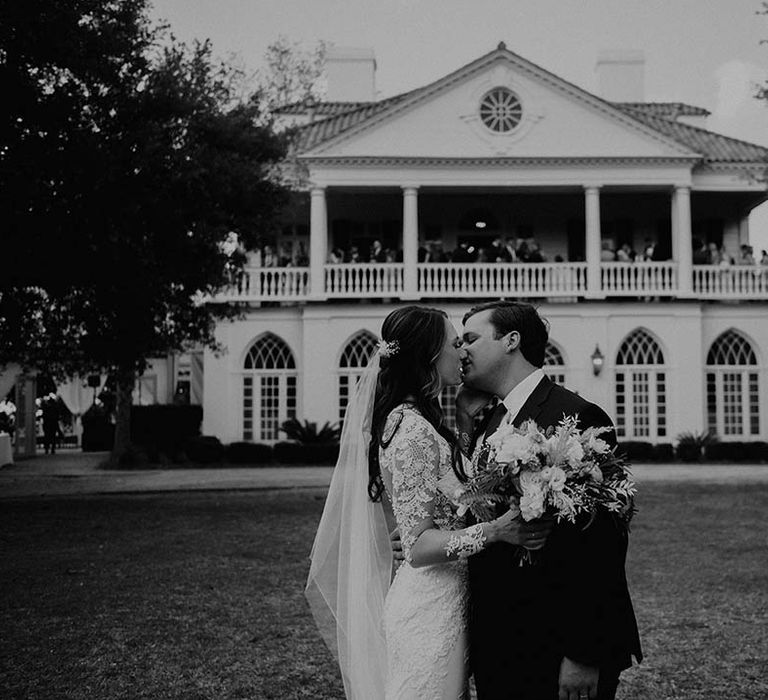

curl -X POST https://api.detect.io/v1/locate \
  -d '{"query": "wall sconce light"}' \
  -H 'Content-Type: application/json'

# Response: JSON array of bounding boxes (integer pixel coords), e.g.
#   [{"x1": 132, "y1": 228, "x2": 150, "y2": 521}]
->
[{"x1": 591, "y1": 345, "x2": 605, "y2": 376}]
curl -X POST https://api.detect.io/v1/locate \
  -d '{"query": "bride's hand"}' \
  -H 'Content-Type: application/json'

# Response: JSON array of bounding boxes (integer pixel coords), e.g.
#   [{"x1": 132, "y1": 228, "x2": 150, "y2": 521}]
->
[{"x1": 488, "y1": 511, "x2": 553, "y2": 550}]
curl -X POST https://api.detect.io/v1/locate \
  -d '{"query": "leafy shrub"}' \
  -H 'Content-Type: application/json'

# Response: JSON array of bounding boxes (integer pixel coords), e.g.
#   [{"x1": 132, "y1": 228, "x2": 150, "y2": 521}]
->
[
  {"x1": 183, "y1": 436, "x2": 225, "y2": 464},
  {"x1": 280, "y1": 418, "x2": 340, "y2": 445},
  {"x1": 743, "y1": 442, "x2": 768, "y2": 462},
  {"x1": 273, "y1": 441, "x2": 339, "y2": 466},
  {"x1": 131, "y1": 405, "x2": 202, "y2": 460},
  {"x1": 676, "y1": 431, "x2": 716, "y2": 462},
  {"x1": 82, "y1": 405, "x2": 115, "y2": 451},
  {"x1": 225, "y1": 442, "x2": 273, "y2": 465},
  {"x1": 652, "y1": 443, "x2": 675, "y2": 463},
  {"x1": 617, "y1": 441, "x2": 655, "y2": 462}
]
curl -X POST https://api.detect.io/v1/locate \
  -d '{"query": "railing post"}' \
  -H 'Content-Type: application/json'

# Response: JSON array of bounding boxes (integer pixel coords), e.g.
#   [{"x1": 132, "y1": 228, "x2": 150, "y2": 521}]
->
[
  {"x1": 675, "y1": 185, "x2": 694, "y2": 297},
  {"x1": 402, "y1": 186, "x2": 419, "y2": 300},
  {"x1": 310, "y1": 187, "x2": 328, "y2": 300},
  {"x1": 584, "y1": 186, "x2": 604, "y2": 298}
]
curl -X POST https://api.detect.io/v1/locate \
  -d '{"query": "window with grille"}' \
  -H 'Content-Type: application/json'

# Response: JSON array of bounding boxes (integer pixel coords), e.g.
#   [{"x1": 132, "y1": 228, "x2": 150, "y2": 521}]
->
[
  {"x1": 543, "y1": 342, "x2": 566, "y2": 385},
  {"x1": 705, "y1": 330, "x2": 760, "y2": 438},
  {"x1": 338, "y1": 331, "x2": 378, "y2": 421},
  {"x1": 242, "y1": 333, "x2": 297, "y2": 442},
  {"x1": 479, "y1": 87, "x2": 523, "y2": 133},
  {"x1": 615, "y1": 329, "x2": 666, "y2": 440}
]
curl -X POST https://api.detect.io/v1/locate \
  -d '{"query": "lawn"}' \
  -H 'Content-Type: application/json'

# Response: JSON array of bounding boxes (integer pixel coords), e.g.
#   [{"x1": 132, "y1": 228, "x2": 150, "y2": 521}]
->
[{"x1": 0, "y1": 484, "x2": 766, "y2": 700}]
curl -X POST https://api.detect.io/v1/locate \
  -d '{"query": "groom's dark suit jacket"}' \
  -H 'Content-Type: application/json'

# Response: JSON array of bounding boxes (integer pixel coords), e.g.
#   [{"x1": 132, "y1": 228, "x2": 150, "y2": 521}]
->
[{"x1": 469, "y1": 376, "x2": 642, "y2": 700}]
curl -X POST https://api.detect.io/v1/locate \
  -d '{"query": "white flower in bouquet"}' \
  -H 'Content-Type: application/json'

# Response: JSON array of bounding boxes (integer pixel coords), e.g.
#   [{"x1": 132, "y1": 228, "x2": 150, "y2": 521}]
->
[
  {"x1": 518, "y1": 470, "x2": 547, "y2": 520},
  {"x1": 540, "y1": 465, "x2": 567, "y2": 492},
  {"x1": 488, "y1": 424, "x2": 539, "y2": 467},
  {"x1": 582, "y1": 428, "x2": 611, "y2": 455}
]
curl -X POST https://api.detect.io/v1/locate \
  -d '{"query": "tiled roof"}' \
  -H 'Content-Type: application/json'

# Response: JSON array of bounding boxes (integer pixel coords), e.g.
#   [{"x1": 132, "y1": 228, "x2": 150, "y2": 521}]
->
[
  {"x1": 615, "y1": 102, "x2": 711, "y2": 119},
  {"x1": 616, "y1": 105, "x2": 768, "y2": 163},
  {"x1": 288, "y1": 49, "x2": 767, "y2": 164}
]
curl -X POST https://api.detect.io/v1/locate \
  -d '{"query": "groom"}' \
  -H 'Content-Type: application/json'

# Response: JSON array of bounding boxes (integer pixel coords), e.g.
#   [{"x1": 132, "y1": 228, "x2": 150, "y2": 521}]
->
[{"x1": 457, "y1": 301, "x2": 642, "y2": 700}]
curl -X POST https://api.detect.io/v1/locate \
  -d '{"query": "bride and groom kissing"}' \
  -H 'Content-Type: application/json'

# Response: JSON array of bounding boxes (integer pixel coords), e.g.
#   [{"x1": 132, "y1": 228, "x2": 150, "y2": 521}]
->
[{"x1": 307, "y1": 301, "x2": 642, "y2": 700}]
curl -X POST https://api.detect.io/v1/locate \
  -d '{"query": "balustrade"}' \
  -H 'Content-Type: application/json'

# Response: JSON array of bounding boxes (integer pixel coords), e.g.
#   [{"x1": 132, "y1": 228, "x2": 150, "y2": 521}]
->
[
  {"x1": 211, "y1": 262, "x2": 768, "y2": 302},
  {"x1": 325, "y1": 263, "x2": 404, "y2": 298},
  {"x1": 217, "y1": 267, "x2": 309, "y2": 301},
  {"x1": 600, "y1": 262, "x2": 678, "y2": 295},
  {"x1": 418, "y1": 262, "x2": 588, "y2": 297},
  {"x1": 693, "y1": 265, "x2": 768, "y2": 299}
]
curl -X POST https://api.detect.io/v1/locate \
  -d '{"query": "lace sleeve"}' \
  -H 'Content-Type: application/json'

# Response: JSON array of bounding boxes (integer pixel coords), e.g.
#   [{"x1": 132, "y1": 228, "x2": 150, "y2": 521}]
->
[{"x1": 387, "y1": 412, "x2": 443, "y2": 563}]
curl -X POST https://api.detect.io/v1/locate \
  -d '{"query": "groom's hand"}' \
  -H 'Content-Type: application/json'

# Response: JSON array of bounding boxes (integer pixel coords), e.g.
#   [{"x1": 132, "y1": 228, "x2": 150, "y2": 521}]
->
[
  {"x1": 558, "y1": 657, "x2": 599, "y2": 700},
  {"x1": 390, "y1": 527, "x2": 404, "y2": 563}
]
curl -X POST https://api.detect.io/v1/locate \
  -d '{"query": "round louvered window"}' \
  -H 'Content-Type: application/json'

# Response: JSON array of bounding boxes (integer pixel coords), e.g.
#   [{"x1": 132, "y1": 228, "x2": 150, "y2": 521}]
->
[{"x1": 479, "y1": 87, "x2": 523, "y2": 133}]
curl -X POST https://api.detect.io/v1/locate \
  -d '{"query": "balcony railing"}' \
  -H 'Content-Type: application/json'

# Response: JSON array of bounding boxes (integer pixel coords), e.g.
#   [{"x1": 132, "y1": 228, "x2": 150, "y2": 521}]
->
[
  {"x1": 601, "y1": 262, "x2": 678, "y2": 296},
  {"x1": 419, "y1": 262, "x2": 587, "y2": 297},
  {"x1": 326, "y1": 263, "x2": 404, "y2": 298},
  {"x1": 212, "y1": 263, "x2": 768, "y2": 302},
  {"x1": 217, "y1": 267, "x2": 309, "y2": 301},
  {"x1": 693, "y1": 265, "x2": 768, "y2": 299}
]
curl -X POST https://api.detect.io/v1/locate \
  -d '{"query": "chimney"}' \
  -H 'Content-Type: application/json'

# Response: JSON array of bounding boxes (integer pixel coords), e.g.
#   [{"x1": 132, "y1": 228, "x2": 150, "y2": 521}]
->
[
  {"x1": 325, "y1": 47, "x2": 376, "y2": 102},
  {"x1": 595, "y1": 50, "x2": 645, "y2": 102}
]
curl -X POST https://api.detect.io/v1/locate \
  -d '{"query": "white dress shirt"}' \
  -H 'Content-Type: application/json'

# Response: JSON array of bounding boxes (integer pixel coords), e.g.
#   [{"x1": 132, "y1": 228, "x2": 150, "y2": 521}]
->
[{"x1": 500, "y1": 368, "x2": 546, "y2": 425}]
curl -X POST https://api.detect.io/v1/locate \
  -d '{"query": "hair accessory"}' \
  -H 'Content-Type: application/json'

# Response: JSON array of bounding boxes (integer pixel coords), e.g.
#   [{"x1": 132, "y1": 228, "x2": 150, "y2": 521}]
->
[{"x1": 377, "y1": 339, "x2": 399, "y2": 358}]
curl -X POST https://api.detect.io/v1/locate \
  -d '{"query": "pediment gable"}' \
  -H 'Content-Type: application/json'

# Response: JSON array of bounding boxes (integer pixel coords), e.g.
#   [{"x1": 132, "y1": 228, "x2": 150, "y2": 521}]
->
[{"x1": 301, "y1": 48, "x2": 699, "y2": 161}]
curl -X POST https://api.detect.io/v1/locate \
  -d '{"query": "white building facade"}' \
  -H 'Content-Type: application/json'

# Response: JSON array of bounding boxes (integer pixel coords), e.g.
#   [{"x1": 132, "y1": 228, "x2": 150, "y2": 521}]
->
[{"x1": 202, "y1": 44, "x2": 767, "y2": 447}]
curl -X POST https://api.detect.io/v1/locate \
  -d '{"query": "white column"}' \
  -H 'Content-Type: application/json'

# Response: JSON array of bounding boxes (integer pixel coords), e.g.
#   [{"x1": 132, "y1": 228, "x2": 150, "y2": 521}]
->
[
  {"x1": 584, "y1": 186, "x2": 603, "y2": 298},
  {"x1": 402, "y1": 186, "x2": 419, "y2": 299},
  {"x1": 309, "y1": 187, "x2": 328, "y2": 300},
  {"x1": 670, "y1": 188, "x2": 679, "y2": 262},
  {"x1": 675, "y1": 185, "x2": 693, "y2": 296}
]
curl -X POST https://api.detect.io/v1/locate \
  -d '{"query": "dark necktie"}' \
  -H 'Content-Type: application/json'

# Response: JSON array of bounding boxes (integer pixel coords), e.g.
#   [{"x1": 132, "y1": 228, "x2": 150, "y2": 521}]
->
[{"x1": 483, "y1": 402, "x2": 509, "y2": 441}]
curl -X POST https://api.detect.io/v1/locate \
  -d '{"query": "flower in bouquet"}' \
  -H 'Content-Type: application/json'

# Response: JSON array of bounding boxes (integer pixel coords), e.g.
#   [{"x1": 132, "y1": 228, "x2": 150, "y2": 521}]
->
[
  {"x1": 0, "y1": 400, "x2": 16, "y2": 435},
  {"x1": 456, "y1": 415, "x2": 636, "y2": 533}
]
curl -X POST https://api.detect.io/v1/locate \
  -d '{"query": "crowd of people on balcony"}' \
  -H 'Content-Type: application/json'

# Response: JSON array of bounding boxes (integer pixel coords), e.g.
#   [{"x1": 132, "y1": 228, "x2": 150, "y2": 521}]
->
[
  {"x1": 692, "y1": 240, "x2": 768, "y2": 267},
  {"x1": 240, "y1": 237, "x2": 768, "y2": 269}
]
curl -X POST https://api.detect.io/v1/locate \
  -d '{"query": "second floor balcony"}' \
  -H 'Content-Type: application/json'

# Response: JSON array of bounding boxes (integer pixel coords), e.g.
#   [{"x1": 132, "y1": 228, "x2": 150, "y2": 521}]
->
[{"x1": 217, "y1": 260, "x2": 768, "y2": 303}]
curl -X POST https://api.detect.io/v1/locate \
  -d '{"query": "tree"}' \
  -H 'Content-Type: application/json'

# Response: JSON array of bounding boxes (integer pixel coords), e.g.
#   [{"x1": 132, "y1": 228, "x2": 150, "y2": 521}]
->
[
  {"x1": 255, "y1": 35, "x2": 326, "y2": 115},
  {"x1": 0, "y1": 0, "x2": 288, "y2": 464}
]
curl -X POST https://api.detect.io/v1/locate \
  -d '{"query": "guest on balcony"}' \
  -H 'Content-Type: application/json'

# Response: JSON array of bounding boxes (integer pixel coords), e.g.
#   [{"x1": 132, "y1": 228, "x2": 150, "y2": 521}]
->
[
  {"x1": 738, "y1": 244, "x2": 756, "y2": 265},
  {"x1": 328, "y1": 247, "x2": 345, "y2": 264},
  {"x1": 526, "y1": 240, "x2": 546, "y2": 262},
  {"x1": 451, "y1": 242, "x2": 475, "y2": 263},
  {"x1": 601, "y1": 240, "x2": 617, "y2": 262},
  {"x1": 761, "y1": 250, "x2": 768, "y2": 266},
  {"x1": 369, "y1": 239, "x2": 387, "y2": 263},
  {"x1": 490, "y1": 237, "x2": 511, "y2": 262},
  {"x1": 616, "y1": 244, "x2": 636, "y2": 262},
  {"x1": 504, "y1": 237, "x2": 520, "y2": 262},
  {"x1": 692, "y1": 238, "x2": 709, "y2": 265},
  {"x1": 263, "y1": 245, "x2": 279, "y2": 268},
  {"x1": 347, "y1": 246, "x2": 362, "y2": 263}
]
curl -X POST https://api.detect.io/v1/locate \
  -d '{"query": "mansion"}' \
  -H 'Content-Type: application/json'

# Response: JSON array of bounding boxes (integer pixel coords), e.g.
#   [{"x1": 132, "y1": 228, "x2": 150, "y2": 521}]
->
[
  {"x1": 198, "y1": 45, "x2": 768, "y2": 447},
  {"x1": 9, "y1": 43, "x2": 767, "y2": 455}
]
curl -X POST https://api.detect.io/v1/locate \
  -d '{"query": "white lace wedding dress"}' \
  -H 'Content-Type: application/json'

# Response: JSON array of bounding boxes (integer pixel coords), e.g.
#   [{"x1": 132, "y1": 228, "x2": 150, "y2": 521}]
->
[{"x1": 379, "y1": 405, "x2": 470, "y2": 700}]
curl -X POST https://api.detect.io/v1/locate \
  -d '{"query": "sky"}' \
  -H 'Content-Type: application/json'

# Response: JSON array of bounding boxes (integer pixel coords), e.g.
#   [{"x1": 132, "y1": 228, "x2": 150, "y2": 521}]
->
[{"x1": 150, "y1": 0, "x2": 768, "y2": 252}]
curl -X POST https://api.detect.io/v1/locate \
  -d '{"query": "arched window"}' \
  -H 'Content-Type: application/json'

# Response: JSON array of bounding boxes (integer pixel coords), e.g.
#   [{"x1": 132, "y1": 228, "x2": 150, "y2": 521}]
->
[
  {"x1": 543, "y1": 341, "x2": 566, "y2": 385},
  {"x1": 242, "y1": 333, "x2": 297, "y2": 442},
  {"x1": 338, "y1": 331, "x2": 378, "y2": 421},
  {"x1": 706, "y1": 330, "x2": 760, "y2": 438},
  {"x1": 615, "y1": 329, "x2": 667, "y2": 441}
]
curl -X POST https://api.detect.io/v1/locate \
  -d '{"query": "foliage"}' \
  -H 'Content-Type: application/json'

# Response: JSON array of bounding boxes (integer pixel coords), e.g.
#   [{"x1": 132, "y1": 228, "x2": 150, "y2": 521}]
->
[
  {"x1": 280, "y1": 417, "x2": 340, "y2": 445},
  {"x1": 224, "y1": 441, "x2": 274, "y2": 465},
  {"x1": 255, "y1": 35, "x2": 326, "y2": 116},
  {"x1": 0, "y1": 0, "x2": 288, "y2": 462},
  {"x1": 676, "y1": 430, "x2": 717, "y2": 462}
]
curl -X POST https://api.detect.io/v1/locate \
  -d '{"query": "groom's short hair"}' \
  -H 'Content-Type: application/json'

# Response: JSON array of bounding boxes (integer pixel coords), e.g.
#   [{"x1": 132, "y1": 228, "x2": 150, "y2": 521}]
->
[{"x1": 463, "y1": 301, "x2": 549, "y2": 367}]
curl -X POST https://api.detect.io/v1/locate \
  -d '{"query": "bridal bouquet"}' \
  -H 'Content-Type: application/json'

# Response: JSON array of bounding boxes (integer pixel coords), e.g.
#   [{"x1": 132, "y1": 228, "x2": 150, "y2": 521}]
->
[{"x1": 455, "y1": 415, "x2": 636, "y2": 531}]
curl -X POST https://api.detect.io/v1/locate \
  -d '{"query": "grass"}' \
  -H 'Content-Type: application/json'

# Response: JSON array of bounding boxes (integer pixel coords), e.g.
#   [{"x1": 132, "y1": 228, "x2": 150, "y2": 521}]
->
[{"x1": 0, "y1": 484, "x2": 766, "y2": 700}]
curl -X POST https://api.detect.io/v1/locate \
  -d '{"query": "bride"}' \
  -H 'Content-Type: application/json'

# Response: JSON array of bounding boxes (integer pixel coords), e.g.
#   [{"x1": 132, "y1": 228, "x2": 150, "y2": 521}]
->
[{"x1": 306, "y1": 306, "x2": 549, "y2": 699}]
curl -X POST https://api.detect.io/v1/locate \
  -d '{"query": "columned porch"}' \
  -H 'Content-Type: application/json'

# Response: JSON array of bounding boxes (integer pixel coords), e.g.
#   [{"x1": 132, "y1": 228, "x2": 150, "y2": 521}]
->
[{"x1": 216, "y1": 182, "x2": 768, "y2": 302}]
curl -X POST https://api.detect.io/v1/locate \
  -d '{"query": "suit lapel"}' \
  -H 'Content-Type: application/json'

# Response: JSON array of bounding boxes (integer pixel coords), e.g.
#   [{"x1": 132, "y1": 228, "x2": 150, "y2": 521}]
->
[{"x1": 512, "y1": 376, "x2": 553, "y2": 428}]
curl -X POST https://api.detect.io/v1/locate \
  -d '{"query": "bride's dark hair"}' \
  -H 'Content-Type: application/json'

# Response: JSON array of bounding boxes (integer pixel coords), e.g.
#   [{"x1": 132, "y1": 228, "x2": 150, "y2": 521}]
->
[{"x1": 368, "y1": 306, "x2": 461, "y2": 502}]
